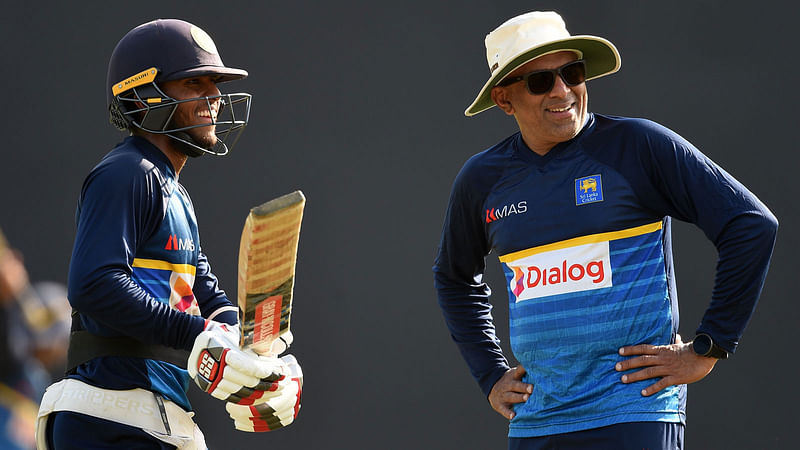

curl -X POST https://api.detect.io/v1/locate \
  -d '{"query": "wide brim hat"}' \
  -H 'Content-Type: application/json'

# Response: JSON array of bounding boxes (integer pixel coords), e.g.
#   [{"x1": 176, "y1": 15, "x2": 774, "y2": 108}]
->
[{"x1": 465, "y1": 11, "x2": 621, "y2": 116}]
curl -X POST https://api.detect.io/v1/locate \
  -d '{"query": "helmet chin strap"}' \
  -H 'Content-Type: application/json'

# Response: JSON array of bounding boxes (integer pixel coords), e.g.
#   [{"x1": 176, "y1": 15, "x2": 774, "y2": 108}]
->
[{"x1": 167, "y1": 131, "x2": 229, "y2": 157}]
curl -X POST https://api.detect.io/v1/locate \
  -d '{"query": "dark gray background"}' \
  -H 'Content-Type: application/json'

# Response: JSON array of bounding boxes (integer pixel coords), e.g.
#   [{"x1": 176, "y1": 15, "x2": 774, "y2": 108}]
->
[{"x1": 2, "y1": 1, "x2": 797, "y2": 448}]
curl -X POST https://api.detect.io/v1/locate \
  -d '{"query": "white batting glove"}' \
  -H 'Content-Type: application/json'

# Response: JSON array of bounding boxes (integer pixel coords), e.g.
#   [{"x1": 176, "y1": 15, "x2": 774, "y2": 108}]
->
[
  {"x1": 269, "y1": 331, "x2": 294, "y2": 356},
  {"x1": 188, "y1": 320, "x2": 286, "y2": 405},
  {"x1": 204, "y1": 320, "x2": 240, "y2": 345},
  {"x1": 225, "y1": 354, "x2": 303, "y2": 432}
]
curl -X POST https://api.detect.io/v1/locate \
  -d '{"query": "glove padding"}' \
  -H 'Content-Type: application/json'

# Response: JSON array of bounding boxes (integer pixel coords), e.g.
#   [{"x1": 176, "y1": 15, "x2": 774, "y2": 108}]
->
[
  {"x1": 226, "y1": 354, "x2": 303, "y2": 432},
  {"x1": 268, "y1": 330, "x2": 294, "y2": 356},
  {"x1": 188, "y1": 321, "x2": 286, "y2": 404}
]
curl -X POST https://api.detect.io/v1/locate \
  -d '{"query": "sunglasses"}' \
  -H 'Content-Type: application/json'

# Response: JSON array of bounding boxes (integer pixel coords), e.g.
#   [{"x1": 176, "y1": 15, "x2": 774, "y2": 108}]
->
[{"x1": 497, "y1": 60, "x2": 586, "y2": 95}]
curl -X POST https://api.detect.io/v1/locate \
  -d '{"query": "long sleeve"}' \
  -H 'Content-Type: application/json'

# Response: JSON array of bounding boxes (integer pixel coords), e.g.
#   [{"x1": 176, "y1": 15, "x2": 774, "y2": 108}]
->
[
  {"x1": 607, "y1": 119, "x2": 779, "y2": 352},
  {"x1": 67, "y1": 152, "x2": 204, "y2": 351},
  {"x1": 433, "y1": 153, "x2": 510, "y2": 396},
  {"x1": 194, "y1": 250, "x2": 238, "y2": 325}
]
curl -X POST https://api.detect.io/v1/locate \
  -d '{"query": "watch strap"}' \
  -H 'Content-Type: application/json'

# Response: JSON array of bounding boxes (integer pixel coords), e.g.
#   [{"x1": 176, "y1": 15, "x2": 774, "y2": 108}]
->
[{"x1": 693, "y1": 333, "x2": 729, "y2": 359}]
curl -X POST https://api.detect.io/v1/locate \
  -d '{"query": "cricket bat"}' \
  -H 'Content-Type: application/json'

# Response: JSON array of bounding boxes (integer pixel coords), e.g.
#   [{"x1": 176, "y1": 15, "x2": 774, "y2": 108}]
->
[{"x1": 238, "y1": 190, "x2": 305, "y2": 356}]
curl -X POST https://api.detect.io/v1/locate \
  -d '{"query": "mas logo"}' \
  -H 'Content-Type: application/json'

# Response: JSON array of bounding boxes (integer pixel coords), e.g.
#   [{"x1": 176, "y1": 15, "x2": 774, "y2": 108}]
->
[
  {"x1": 164, "y1": 234, "x2": 195, "y2": 251},
  {"x1": 486, "y1": 201, "x2": 527, "y2": 223},
  {"x1": 504, "y1": 240, "x2": 612, "y2": 302},
  {"x1": 575, "y1": 174, "x2": 603, "y2": 206}
]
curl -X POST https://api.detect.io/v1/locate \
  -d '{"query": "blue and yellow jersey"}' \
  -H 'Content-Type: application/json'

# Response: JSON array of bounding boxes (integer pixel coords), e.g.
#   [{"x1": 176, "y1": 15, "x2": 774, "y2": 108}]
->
[
  {"x1": 67, "y1": 136, "x2": 238, "y2": 411},
  {"x1": 433, "y1": 113, "x2": 777, "y2": 437}
]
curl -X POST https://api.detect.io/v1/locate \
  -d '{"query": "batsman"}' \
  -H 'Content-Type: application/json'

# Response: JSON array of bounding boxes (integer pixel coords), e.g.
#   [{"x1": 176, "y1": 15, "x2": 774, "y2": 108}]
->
[{"x1": 35, "y1": 19, "x2": 302, "y2": 449}]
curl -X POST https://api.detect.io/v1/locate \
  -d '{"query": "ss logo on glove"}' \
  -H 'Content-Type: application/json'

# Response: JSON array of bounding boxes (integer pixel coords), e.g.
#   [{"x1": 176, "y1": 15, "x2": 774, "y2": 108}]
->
[
  {"x1": 189, "y1": 328, "x2": 285, "y2": 402},
  {"x1": 198, "y1": 349, "x2": 223, "y2": 381},
  {"x1": 189, "y1": 322, "x2": 303, "y2": 432}
]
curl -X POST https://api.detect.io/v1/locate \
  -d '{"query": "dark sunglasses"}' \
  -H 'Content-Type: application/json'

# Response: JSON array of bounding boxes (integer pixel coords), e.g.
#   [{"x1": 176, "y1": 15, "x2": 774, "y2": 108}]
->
[{"x1": 497, "y1": 60, "x2": 586, "y2": 95}]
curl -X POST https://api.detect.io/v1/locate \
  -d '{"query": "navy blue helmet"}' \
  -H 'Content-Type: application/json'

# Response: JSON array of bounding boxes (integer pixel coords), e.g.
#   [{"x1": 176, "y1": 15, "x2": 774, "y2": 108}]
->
[{"x1": 107, "y1": 19, "x2": 251, "y2": 156}]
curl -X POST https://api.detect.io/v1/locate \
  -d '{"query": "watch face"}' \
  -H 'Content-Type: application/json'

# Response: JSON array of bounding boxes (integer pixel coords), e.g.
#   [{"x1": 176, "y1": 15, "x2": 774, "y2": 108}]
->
[{"x1": 693, "y1": 334, "x2": 713, "y2": 356}]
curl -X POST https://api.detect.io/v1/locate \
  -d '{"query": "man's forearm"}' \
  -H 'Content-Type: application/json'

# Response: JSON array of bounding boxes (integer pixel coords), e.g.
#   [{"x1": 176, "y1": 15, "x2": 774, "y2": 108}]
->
[{"x1": 699, "y1": 210, "x2": 778, "y2": 352}]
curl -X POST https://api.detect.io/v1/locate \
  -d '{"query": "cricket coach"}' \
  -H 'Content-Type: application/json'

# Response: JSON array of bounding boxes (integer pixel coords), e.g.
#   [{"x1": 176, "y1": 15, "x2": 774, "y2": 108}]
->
[
  {"x1": 433, "y1": 11, "x2": 777, "y2": 449},
  {"x1": 35, "y1": 19, "x2": 302, "y2": 449}
]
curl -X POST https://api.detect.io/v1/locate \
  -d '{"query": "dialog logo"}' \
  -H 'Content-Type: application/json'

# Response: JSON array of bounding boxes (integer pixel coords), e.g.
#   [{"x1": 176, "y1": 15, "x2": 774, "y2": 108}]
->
[
  {"x1": 169, "y1": 273, "x2": 199, "y2": 315},
  {"x1": 506, "y1": 240, "x2": 612, "y2": 302}
]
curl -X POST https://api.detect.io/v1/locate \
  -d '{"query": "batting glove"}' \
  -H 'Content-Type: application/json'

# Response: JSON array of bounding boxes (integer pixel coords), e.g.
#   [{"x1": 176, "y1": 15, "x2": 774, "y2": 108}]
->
[
  {"x1": 225, "y1": 354, "x2": 303, "y2": 432},
  {"x1": 204, "y1": 320, "x2": 240, "y2": 345},
  {"x1": 269, "y1": 330, "x2": 294, "y2": 356},
  {"x1": 188, "y1": 320, "x2": 286, "y2": 404}
]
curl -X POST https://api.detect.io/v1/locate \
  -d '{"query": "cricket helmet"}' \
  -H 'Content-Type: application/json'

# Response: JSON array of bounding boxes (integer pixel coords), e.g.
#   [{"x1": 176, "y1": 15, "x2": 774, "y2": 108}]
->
[{"x1": 107, "y1": 19, "x2": 251, "y2": 156}]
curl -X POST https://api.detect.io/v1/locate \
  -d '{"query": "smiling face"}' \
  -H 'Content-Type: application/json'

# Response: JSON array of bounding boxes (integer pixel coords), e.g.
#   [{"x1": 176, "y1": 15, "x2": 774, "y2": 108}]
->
[
  {"x1": 491, "y1": 51, "x2": 587, "y2": 155},
  {"x1": 160, "y1": 75, "x2": 222, "y2": 150}
]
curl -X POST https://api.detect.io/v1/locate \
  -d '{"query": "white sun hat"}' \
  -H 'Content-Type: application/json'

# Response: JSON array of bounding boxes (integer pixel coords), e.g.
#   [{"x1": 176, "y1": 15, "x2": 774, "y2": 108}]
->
[{"x1": 465, "y1": 11, "x2": 621, "y2": 116}]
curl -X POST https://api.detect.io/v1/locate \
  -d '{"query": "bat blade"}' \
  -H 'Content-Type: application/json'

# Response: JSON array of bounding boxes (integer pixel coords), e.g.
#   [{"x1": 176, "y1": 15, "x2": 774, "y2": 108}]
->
[{"x1": 238, "y1": 190, "x2": 305, "y2": 356}]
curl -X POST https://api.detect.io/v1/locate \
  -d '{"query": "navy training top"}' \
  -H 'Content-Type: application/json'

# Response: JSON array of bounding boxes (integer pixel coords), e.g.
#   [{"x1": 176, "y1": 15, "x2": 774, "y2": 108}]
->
[
  {"x1": 433, "y1": 113, "x2": 777, "y2": 437},
  {"x1": 67, "y1": 136, "x2": 239, "y2": 411}
]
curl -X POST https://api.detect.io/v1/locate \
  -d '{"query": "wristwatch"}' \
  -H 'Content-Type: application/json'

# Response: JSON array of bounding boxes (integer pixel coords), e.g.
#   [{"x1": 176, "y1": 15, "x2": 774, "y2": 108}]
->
[{"x1": 691, "y1": 333, "x2": 729, "y2": 359}]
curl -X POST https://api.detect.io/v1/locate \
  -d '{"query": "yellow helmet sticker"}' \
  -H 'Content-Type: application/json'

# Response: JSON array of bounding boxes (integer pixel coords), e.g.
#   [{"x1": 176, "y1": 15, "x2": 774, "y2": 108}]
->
[
  {"x1": 190, "y1": 25, "x2": 218, "y2": 55},
  {"x1": 112, "y1": 67, "x2": 158, "y2": 96}
]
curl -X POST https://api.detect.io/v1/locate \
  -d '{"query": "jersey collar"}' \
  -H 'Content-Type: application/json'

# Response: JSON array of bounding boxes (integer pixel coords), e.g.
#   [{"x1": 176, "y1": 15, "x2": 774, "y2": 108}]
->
[{"x1": 514, "y1": 113, "x2": 595, "y2": 166}]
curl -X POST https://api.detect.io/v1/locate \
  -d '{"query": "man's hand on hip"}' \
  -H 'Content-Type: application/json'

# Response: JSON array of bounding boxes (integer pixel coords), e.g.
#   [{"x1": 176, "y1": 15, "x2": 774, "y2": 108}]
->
[
  {"x1": 616, "y1": 334, "x2": 717, "y2": 396},
  {"x1": 488, "y1": 365, "x2": 532, "y2": 420}
]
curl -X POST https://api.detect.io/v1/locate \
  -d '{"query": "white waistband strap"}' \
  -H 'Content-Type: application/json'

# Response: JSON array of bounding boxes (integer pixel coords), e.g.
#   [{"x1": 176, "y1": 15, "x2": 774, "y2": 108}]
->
[{"x1": 36, "y1": 379, "x2": 204, "y2": 450}]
